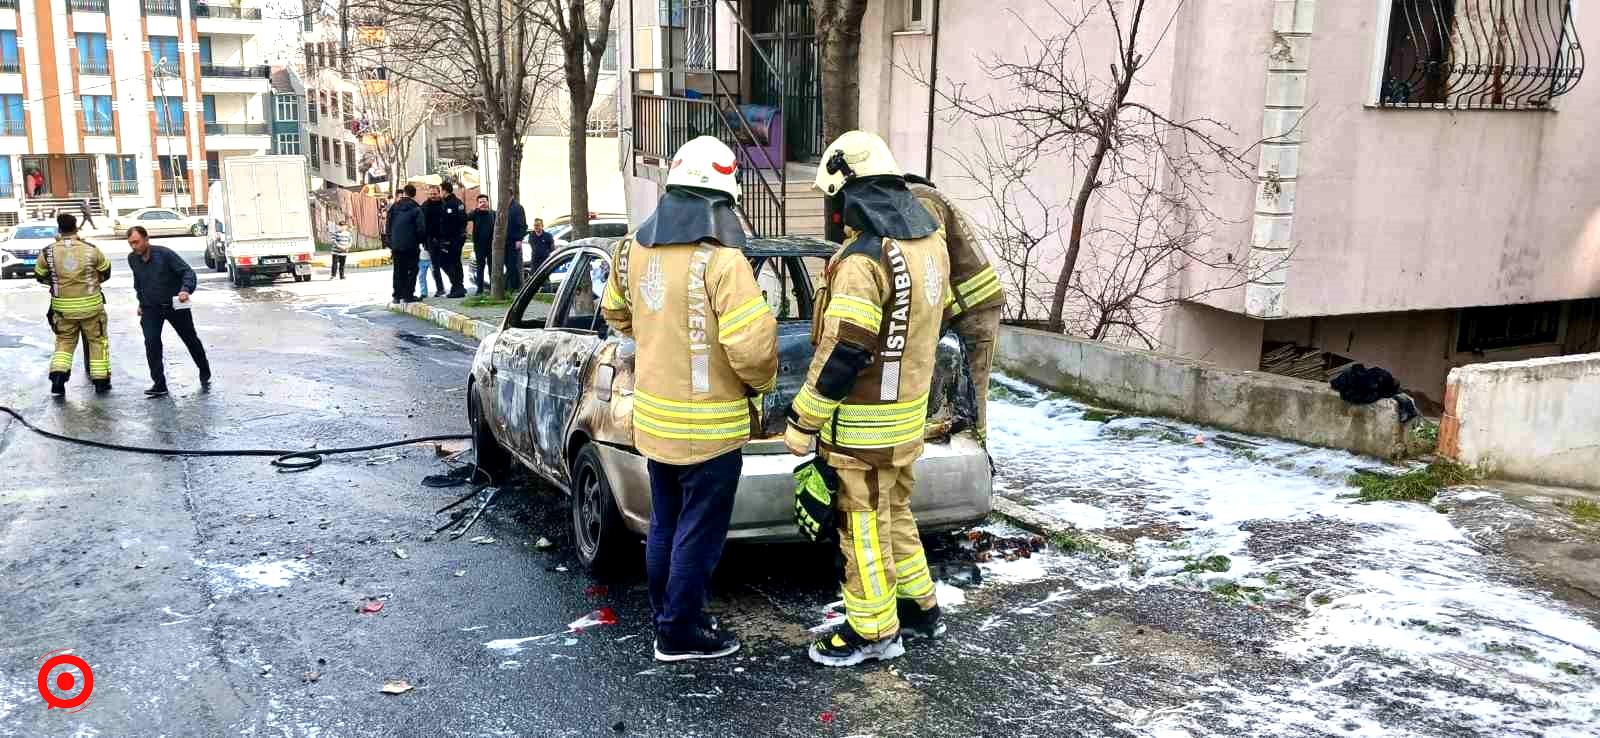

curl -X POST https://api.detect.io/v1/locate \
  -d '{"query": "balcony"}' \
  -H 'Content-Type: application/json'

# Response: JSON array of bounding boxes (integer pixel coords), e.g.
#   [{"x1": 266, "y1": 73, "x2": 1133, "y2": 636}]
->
[
  {"x1": 109, "y1": 180, "x2": 139, "y2": 195},
  {"x1": 141, "y1": 0, "x2": 177, "y2": 14},
  {"x1": 78, "y1": 61, "x2": 109, "y2": 76},
  {"x1": 201, "y1": 64, "x2": 270, "y2": 78},
  {"x1": 82, "y1": 122, "x2": 114, "y2": 137},
  {"x1": 0, "y1": 0, "x2": 16, "y2": 10},
  {"x1": 205, "y1": 122, "x2": 268, "y2": 135},
  {"x1": 0, "y1": 62, "x2": 19, "y2": 74},
  {"x1": 195, "y1": 3, "x2": 263, "y2": 35},
  {"x1": 0, "y1": 121, "x2": 25, "y2": 136},
  {"x1": 193, "y1": 3, "x2": 262, "y2": 19},
  {"x1": 68, "y1": 0, "x2": 107, "y2": 12},
  {"x1": 204, "y1": 121, "x2": 270, "y2": 152},
  {"x1": 200, "y1": 64, "x2": 271, "y2": 94}
]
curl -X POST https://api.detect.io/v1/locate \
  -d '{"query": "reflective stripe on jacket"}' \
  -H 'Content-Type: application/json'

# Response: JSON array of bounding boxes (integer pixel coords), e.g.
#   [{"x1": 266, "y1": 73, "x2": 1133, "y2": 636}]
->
[
  {"x1": 600, "y1": 237, "x2": 779, "y2": 465},
  {"x1": 35, "y1": 235, "x2": 111, "y2": 318},
  {"x1": 789, "y1": 228, "x2": 950, "y2": 461}
]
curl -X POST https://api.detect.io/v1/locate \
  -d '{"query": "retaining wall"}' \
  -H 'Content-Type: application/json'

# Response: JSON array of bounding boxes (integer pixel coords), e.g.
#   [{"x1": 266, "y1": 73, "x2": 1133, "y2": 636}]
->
[
  {"x1": 1439, "y1": 353, "x2": 1600, "y2": 489},
  {"x1": 994, "y1": 326, "x2": 1411, "y2": 458}
]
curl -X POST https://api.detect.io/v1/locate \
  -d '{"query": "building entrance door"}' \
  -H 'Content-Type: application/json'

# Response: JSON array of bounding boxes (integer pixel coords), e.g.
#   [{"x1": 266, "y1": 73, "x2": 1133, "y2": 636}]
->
[
  {"x1": 749, "y1": 0, "x2": 822, "y2": 162},
  {"x1": 68, "y1": 156, "x2": 95, "y2": 197}
]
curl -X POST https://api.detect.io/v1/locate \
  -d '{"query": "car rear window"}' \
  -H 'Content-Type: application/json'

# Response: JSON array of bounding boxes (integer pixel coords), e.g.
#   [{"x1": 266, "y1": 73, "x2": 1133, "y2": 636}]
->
[{"x1": 13, "y1": 226, "x2": 56, "y2": 239}]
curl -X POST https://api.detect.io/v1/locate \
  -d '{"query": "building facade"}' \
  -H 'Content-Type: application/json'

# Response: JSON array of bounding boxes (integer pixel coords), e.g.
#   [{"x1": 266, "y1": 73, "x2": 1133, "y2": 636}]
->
[
  {"x1": 617, "y1": 0, "x2": 1600, "y2": 403},
  {"x1": 0, "y1": 0, "x2": 295, "y2": 222}
]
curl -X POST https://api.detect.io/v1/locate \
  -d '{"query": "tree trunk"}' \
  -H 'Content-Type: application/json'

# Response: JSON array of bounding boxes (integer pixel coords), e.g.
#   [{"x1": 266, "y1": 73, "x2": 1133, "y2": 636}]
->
[
  {"x1": 567, "y1": 91, "x2": 591, "y2": 239},
  {"x1": 1047, "y1": 77, "x2": 1131, "y2": 334},
  {"x1": 814, "y1": 0, "x2": 869, "y2": 144},
  {"x1": 490, "y1": 126, "x2": 518, "y2": 301}
]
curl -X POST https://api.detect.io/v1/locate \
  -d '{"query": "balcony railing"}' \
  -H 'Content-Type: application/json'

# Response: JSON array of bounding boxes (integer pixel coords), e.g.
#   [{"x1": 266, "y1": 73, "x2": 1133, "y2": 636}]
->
[
  {"x1": 109, "y1": 180, "x2": 139, "y2": 195},
  {"x1": 0, "y1": 0, "x2": 17, "y2": 10},
  {"x1": 205, "y1": 122, "x2": 269, "y2": 136},
  {"x1": 0, "y1": 121, "x2": 25, "y2": 136},
  {"x1": 83, "y1": 122, "x2": 114, "y2": 136},
  {"x1": 68, "y1": 0, "x2": 107, "y2": 12},
  {"x1": 193, "y1": 3, "x2": 262, "y2": 20},
  {"x1": 79, "y1": 61, "x2": 109, "y2": 76},
  {"x1": 141, "y1": 0, "x2": 178, "y2": 14},
  {"x1": 0, "y1": 62, "x2": 19, "y2": 74},
  {"x1": 201, "y1": 64, "x2": 270, "y2": 79},
  {"x1": 633, "y1": 91, "x2": 785, "y2": 237}
]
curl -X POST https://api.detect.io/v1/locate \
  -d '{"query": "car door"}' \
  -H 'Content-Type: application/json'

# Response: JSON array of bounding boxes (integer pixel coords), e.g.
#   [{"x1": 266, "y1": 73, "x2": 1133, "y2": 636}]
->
[
  {"x1": 140, "y1": 209, "x2": 175, "y2": 236},
  {"x1": 492, "y1": 252, "x2": 578, "y2": 466},
  {"x1": 525, "y1": 249, "x2": 613, "y2": 481}
]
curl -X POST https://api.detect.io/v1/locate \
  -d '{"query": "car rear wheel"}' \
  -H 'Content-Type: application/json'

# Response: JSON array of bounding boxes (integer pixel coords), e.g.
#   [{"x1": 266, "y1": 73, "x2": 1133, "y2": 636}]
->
[
  {"x1": 204, "y1": 252, "x2": 215, "y2": 270},
  {"x1": 190, "y1": 223, "x2": 204, "y2": 237},
  {"x1": 468, "y1": 383, "x2": 512, "y2": 482},
  {"x1": 572, "y1": 443, "x2": 629, "y2": 575}
]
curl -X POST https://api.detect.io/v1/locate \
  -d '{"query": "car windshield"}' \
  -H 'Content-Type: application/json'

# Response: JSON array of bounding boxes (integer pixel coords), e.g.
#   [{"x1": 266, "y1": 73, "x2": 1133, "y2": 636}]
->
[{"x1": 14, "y1": 226, "x2": 57, "y2": 239}]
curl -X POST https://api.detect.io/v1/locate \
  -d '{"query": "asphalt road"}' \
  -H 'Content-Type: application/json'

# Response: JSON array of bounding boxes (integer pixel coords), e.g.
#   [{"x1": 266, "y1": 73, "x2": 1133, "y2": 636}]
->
[{"x1": 10, "y1": 241, "x2": 1575, "y2": 737}]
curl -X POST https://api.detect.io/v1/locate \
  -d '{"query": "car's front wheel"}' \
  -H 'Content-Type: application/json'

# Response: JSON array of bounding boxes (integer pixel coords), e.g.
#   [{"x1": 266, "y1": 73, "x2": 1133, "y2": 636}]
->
[{"x1": 572, "y1": 443, "x2": 629, "y2": 575}]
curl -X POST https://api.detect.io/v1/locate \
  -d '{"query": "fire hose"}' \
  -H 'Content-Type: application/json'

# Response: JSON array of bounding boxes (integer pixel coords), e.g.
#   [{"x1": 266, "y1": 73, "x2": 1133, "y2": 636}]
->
[{"x1": 0, "y1": 404, "x2": 474, "y2": 473}]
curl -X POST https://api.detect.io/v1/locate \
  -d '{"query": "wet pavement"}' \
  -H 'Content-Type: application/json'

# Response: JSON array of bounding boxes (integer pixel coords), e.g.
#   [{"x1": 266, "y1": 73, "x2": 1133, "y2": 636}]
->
[{"x1": 2, "y1": 246, "x2": 1599, "y2": 737}]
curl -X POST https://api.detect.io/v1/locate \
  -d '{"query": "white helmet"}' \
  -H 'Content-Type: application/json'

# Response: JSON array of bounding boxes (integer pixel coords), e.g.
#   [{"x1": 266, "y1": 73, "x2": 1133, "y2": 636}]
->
[
  {"x1": 814, "y1": 130, "x2": 900, "y2": 196},
  {"x1": 666, "y1": 136, "x2": 741, "y2": 201}
]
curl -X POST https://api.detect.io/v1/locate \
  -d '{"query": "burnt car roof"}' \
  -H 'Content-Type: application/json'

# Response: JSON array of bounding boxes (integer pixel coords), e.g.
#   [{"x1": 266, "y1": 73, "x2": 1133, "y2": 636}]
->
[{"x1": 560, "y1": 235, "x2": 837, "y2": 259}]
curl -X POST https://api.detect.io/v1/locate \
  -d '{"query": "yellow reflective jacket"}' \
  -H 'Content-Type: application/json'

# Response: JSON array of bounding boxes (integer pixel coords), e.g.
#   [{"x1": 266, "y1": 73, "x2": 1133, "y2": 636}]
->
[
  {"x1": 789, "y1": 228, "x2": 950, "y2": 464},
  {"x1": 909, "y1": 182, "x2": 1003, "y2": 320},
  {"x1": 35, "y1": 235, "x2": 112, "y2": 319},
  {"x1": 600, "y1": 237, "x2": 779, "y2": 465}
]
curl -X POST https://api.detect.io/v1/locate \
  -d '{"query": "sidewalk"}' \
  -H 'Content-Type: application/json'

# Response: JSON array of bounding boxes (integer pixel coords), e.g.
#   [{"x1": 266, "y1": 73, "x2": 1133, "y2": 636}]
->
[
  {"x1": 389, "y1": 292, "x2": 509, "y2": 342},
  {"x1": 312, "y1": 248, "x2": 393, "y2": 270}
]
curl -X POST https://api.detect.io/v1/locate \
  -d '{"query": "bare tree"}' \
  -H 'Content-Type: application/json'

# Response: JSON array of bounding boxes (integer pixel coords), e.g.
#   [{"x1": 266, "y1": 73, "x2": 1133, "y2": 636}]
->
[
  {"x1": 343, "y1": 0, "x2": 562, "y2": 299},
  {"x1": 937, "y1": 0, "x2": 1269, "y2": 335},
  {"x1": 533, "y1": 0, "x2": 618, "y2": 240},
  {"x1": 811, "y1": 0, "x2": 870, "y2": 143}
]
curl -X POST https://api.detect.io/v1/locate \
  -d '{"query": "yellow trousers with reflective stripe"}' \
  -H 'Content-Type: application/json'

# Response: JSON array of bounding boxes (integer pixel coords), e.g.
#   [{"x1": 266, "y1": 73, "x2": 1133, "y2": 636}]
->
[
  {"x1": 825, "y1": 450, "x2": 937, "y2": 641},
  {"x1": 49, "y1": 309, "x2": 110, "y2": 380}
]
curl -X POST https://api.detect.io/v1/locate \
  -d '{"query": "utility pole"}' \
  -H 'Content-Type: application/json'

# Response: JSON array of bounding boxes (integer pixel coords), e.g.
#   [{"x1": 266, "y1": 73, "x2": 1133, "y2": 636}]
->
[{"x1": 155, "y1": 56, "x2": 176, "y2": 210}]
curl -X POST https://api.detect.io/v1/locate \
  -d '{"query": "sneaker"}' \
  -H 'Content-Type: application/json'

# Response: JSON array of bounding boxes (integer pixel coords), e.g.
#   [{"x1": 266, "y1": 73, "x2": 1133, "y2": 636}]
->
[
  {"x1": 896, "y1": 601, "x2": 946, "y2": 640},
  {"x1": 144, "y1": 384, "x2": 169, "y2": 397},
  {"x1": 50, "y1": 377, "x2": 66, "y2": 396},
  {"x1": 808, "y1": 622, "x2": 905, "y2": 667},
  {"x1": 654, "y1": 626, "x2": 741, "y2": 663}
]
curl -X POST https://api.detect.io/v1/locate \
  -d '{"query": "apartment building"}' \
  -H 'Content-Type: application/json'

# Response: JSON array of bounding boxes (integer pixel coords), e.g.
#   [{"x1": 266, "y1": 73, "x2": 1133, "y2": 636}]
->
[
  {"x1": 617, "y1": 0, "x2": 1600, "y2": 402},
  {"x1": 299, "y1": 14, "x2": 475, "y2": 191},
  {"x1": 0, "y1": 0, "x2": 299, "y2": 222}
]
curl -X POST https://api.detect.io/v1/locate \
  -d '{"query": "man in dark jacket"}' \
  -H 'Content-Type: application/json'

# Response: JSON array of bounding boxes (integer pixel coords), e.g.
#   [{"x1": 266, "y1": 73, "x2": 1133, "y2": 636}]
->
[
  {"x1": 386, "y1": 186, "x2": 427, "y2": 303},
  {"x1": 466, "y1": 193, "x2": 496, "y2": 295},
  {"x1": 127, "y1": 225, "x2": 210, "y2": 397},
  {"x1": 504, "y1": 194, "x2": 528, "y2": 292},
  {"x1": 438, "y1": 181, "x2": 469, "y2": 297},
  {"x1": 527, "y1": 218, "x2": 555, "y2": 269},
  {"x1": 421, "y1": 186, "x2": 448, "y2": 297}
]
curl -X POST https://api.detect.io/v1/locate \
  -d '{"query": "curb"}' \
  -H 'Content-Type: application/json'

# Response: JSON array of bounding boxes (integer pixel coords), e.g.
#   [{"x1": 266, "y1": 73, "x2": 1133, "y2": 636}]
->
[
  {"x1": 313, "y1": 254, "x2": 393, "y2": 270},
  {"x1": 388, "y1": 301, "x2": 501, "y2": 343},
  {"x1": 990, "y1": 497, "x2": 1132, "y2": 558}
]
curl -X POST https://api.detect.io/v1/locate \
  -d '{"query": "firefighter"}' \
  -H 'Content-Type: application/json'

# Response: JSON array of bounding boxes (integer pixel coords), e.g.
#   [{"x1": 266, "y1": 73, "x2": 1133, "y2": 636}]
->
[
  {"x1": 35, "y1": 212, "x2": 113, "y2": 396},
  {"x1": 600, "y1": 136, "x2": 778, "y2": 662},
  {"x1": 785, "y1": 130, "x2": 950, "y2": 667},
  {"x1": 905, "y1": 174, "x2": 1004, "y2": 443}
]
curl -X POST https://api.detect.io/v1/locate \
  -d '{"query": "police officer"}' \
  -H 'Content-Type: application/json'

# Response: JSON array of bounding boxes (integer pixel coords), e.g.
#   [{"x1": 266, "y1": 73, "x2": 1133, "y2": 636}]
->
[
  {"x1": 905, "y1": 174, "x2": 1004, "y2": 443},
  {"x1": 35, "y1": 212, "x2": 113, "y2": 396},
  {"x1": 785, "y1": 131, "x2": 950, "y2": 667},
  {"x1": 600, "y1": 136, "x2": 778, "y2": 662}
]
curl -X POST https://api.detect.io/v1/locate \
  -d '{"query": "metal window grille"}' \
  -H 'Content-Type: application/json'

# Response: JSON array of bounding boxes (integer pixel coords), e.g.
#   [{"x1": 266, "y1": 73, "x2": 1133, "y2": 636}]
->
[
  {"x1": 1380, "y1": 0, "x2": 1585, "y2": 110},
  {"x1": 686, "y1": 0, "x2": 714, "y2": 70}
]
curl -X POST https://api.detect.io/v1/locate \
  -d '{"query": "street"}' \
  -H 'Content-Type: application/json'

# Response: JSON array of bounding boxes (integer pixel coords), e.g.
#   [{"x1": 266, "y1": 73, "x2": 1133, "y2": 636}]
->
[{"x1": 2, "y1": 242, "x2": 1598, "y2": 737}]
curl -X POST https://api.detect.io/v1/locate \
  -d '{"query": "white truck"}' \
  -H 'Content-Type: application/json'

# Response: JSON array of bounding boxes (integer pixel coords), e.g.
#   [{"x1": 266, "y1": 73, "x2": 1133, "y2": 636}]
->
[{"x1": 205, "y1": 155, "x2": 315, "y2": 287}]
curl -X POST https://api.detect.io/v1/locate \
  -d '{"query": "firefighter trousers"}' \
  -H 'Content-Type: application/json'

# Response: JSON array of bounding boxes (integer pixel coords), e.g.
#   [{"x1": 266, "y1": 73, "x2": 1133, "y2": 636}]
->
[
  {"x1": 48, "y1": 309, "x2": 110, "y2": 381},
  {"x1": 824, "y1": 450, "x2": 938, "y2": 641},
  {"x1": 953, "y1": 307, "x2": 1000, "y2": 444}
]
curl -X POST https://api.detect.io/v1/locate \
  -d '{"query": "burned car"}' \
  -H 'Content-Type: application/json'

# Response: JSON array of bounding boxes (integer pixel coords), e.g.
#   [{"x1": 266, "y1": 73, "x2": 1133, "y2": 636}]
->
[{"x1": 467, "y1": 236, "x2": 993, "y2": 571}]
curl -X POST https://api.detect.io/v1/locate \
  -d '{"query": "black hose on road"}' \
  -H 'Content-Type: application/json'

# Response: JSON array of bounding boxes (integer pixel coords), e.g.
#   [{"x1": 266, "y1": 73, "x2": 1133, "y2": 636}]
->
[{"x1": 0, "y1": 405, "x2": 472, "y2": 473}]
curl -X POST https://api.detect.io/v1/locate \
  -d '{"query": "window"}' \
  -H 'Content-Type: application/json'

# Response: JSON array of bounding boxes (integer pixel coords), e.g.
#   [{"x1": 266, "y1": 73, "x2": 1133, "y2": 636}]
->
[
  {"x1": 1, "y1": 31, "x2": 19, "y2": 73},
  {"x1": 322, "y1": 137, "x2": 331, "y2": 162},
  {"x1": 156, "y1": 96, "x2": 184, "y2": 134},
  {"x1": 275, "y1": 94, "x2": 300, "y2": 122},
  {"x1": 1379, "y1": 0, "x2": 1584, "y2": 109},
  {"x1": 0, "y1": 156, "x2": 11, "y2": 196},
  {"x1": 198, "y1": 36, "x2": 212, "y2": 65},
  {"x1": 307, "y1": 133, "x2": 319, "y2": 169},
  {"x1": 344, "y1": 142, "x2": 355, "y2": 180},
  {"x1": 141, "y1": 209, "x2": 178, "y2": 220},
  {"x1": 341, "y1": 92, "x2": 353, "y2": 124},
  {"x1": 905, "y1": 0, "x2": 925, "y2": 29},
  {"x1": 657, "y1": 0, "x2": 683, "y2": 26},
  {"x1": 81, "y1": 95, "x2": 113, "y2": 135},
  {"x1": 318, "y1": 90, "x2": 328, "y2": 117},
  {"x1": 76, "y1": 32, "x2": 108, "y2": 75},
  {"x1": 149, "y1": 35, "x2": 180, "y2": 70},
  {"x1": 107, "y1": 154, "x2": 137, "y2": 193},
  {"x1": 1457, "y1": 302, "x2": 1565, "y2": 352},
  {"x1": 157, "y1": 155, "x2": 188, "y2": 180},
  {"x1": 333, "y1": 140, "x2": 342, "y2": 165},
  {"x1": 304, "y1": 42, "x2": 316, "y2": 72},
  {"x1": 1, "y1": 94, "x2": 25, "y2": 136},
  {"x1": 206, "y1": 152, "x2": 220, "y2": 182},
  {"x1": 307, "y1": 88, "x2": 318, "y2": 123},
  {"x1": 513, "y1": 253, "x2": 580, "y2": 328},
  {"x1": 275, "y1": 132, "x2": 301, "y2": 155},
  {"x1": 550, "y1": 254, "x2": 611, "y2": 334},
  {"x1": 202, "y1": 94, "x2": 216, "y2": 124},
  {"x1": 601, "y1": 29, "x2": 618, "y2": 72},
  {"x1": 438, "y1": 136, "x2": 474, "y2": 163}
]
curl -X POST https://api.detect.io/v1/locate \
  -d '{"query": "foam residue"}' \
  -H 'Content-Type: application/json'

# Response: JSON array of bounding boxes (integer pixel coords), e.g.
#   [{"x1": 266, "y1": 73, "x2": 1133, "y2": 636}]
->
[{"x1": 197, "y1": 558, "x2": 312, "y2": 595}]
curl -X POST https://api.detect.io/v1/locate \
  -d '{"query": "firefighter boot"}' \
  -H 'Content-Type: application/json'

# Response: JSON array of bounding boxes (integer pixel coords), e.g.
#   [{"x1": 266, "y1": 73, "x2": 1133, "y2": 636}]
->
[
  {"x1": 896, "y1": 600, "x2": 945, "y2": 640},
  {"x1": 49, "y1": 373, "x2": 66, "y2": 396},
  {"x1": 808, "y1": 622, "x2": 905, "y2": 667},
  {"x1": 93, "y1": 378, "x2": 112, "y2": 394}
]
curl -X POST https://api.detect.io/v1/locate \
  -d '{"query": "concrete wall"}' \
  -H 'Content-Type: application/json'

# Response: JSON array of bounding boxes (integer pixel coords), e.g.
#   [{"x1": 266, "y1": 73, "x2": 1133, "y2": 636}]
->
[
  {"x1": 995, "y1": 325, "x2": 1411, "y2": 459},
  {"x1": 1440, "y1": 353, "x2": 1600, "y2": 489}
]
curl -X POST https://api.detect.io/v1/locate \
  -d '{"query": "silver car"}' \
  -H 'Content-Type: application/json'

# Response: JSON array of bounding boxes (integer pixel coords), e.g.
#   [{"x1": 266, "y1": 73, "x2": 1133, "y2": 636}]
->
[{"x1": 467, "y1": 236, "x2": 993, "y2": 572}]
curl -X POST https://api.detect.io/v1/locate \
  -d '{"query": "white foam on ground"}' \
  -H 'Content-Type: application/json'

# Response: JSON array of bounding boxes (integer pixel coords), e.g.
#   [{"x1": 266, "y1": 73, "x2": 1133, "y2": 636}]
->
[
  {"x1": 986, "y1": 375, "x2": 1600, "y2": 736},
  {"x1": 197, "y1": 558, "x2": 312, "y2": 595}
]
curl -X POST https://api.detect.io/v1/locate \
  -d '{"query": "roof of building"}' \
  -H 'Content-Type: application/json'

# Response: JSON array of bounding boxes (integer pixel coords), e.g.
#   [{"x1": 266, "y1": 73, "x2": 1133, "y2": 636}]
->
[{"x1": 270, "y1": 66, "x2": 295, "y2": 94}]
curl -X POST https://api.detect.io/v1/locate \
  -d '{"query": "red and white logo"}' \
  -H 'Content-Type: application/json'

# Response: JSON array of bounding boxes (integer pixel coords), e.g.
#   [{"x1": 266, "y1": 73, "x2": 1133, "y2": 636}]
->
[{"x1": 36, "y1": 649, "x2": 94, "y2": 712}]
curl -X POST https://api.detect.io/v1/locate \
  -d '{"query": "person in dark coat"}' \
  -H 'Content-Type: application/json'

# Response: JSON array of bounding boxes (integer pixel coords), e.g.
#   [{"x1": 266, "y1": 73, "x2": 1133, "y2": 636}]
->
[
  {"x1": 504, "y1": 193, "x2": 528, "y2": 292},
  {"x1": 386, "y1": 186, "x2": 427, "y2": 303},
  {"x1": 466, "y1": 193, "x2": 496, "y2": 295},
  {"x1": 528, "y1": 218, "x2": 555, "y2": 269},
  {"x1": 438, "y1": 181, "x2": 468, "y2": 297},
  {"x1": 421, "y1": 186, "x2": 447, "y2": 297},
  {"x1": 79, "y1": 198, "x2": 98, "y2": 229}
]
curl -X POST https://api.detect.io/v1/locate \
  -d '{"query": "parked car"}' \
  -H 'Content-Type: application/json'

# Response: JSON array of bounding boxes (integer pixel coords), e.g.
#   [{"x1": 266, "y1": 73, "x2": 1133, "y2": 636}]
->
[
  {"x1": 0, "y1": 221, "x2": 63, "y2": 279},
  {"x1": 522, "y1": 215, "x2": 631, "y2": 266},
  {"x1": 113, "y1": 208, "x2": 206, "y2": 238},
  {"x1": 469, "y1": 236, "x2": 993, "y2": 572},
  {"x1": 0, "y1": 248, "x2": 18, "y2": 278}
]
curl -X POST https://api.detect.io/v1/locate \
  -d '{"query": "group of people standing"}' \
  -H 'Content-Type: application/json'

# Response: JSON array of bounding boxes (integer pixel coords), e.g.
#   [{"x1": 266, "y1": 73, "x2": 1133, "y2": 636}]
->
[
  {"x1": 599, "y1": 131, "x2": 1002, "y2": 668},
  {"x1": 386, "y1": 182, "x2": 549, "y2": 303}
]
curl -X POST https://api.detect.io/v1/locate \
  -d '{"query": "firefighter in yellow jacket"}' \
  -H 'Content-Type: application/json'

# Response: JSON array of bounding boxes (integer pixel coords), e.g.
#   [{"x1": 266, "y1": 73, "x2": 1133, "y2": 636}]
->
[
  {"x1": 600, "y1": 136, "x2": 778, "y2": 663},
  {"x1": 906, "y1": 175, "x2": 1004, "y2": 443},
  {"x1": 785, "y1": 130, "x2": 951, "y2": 667},
  {"x1": 35, "y1": 213, "x2": 113, "y2": 396}
]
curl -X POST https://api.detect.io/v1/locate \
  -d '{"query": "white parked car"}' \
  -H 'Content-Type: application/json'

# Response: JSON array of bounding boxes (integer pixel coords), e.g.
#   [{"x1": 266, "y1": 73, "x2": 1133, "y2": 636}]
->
[
  {"x1": 113, "y1": 207, "x2": 207, "y2": 238},
  {"x1": 523, "y1": 215, "x2": 630, "y2": 269},
  {"x1": 0, "y1": 221, "x2": 64, "y2": 279}
]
